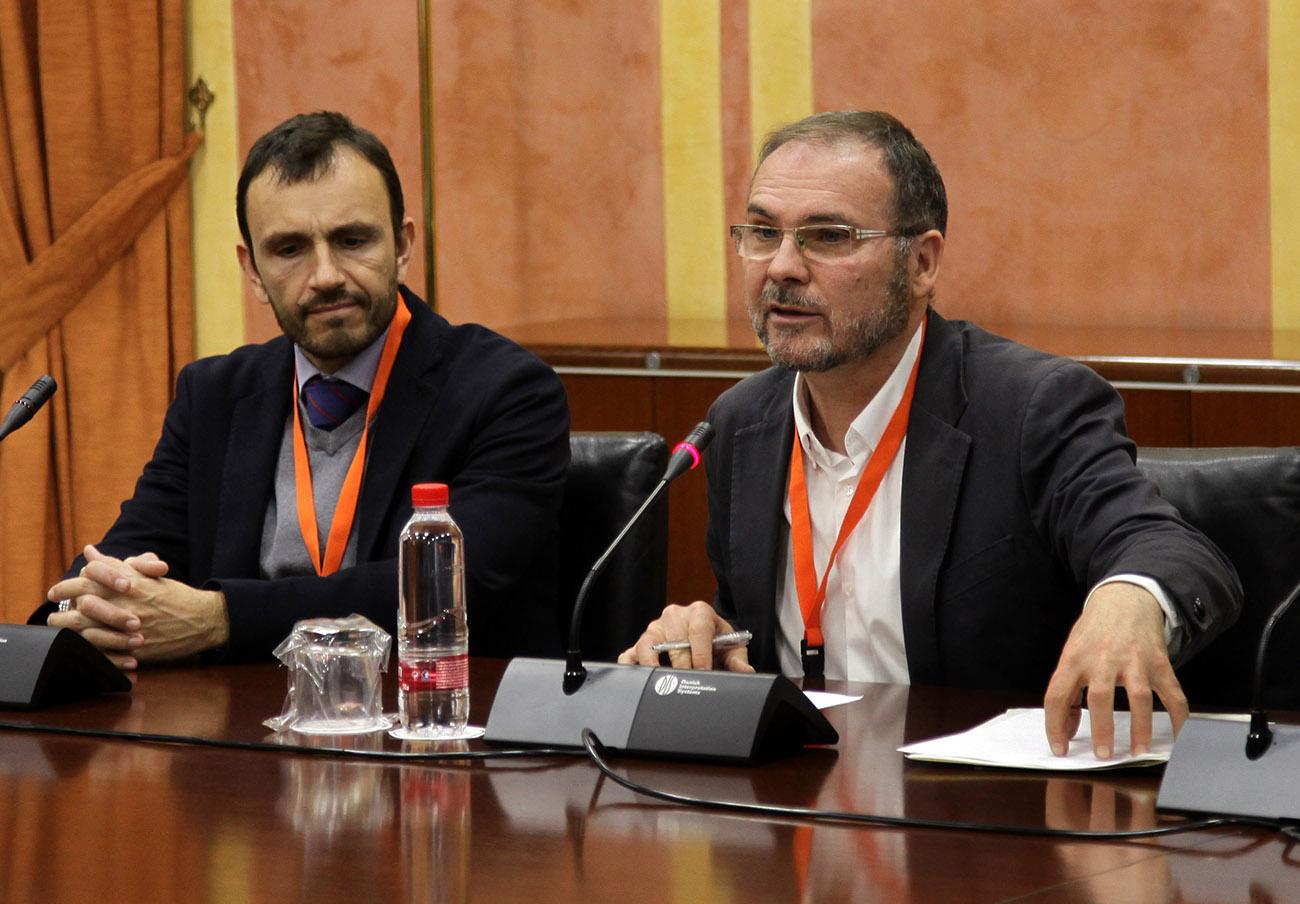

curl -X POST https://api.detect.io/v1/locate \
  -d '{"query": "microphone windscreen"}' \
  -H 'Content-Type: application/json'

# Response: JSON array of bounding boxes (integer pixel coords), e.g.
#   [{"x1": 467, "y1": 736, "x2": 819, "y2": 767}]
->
[
  {"x1": 682, "y1": 421, "x2": 714, "y2": 454},
  {"x1": 24, "y1": 375, "x2": 57, "y2": 408},
  {"x1": 0, "y1": 374, "x2": 58, "y2": 441},
  {"x1": 663, "y1": 421, "x2": 714, "y2": 482}
]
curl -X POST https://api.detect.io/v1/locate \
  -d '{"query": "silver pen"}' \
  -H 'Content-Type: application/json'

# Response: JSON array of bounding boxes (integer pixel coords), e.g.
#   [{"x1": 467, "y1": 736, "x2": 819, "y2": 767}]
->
[{"x1": 651, "y1": 630, "x2": 752, "y2": 653}]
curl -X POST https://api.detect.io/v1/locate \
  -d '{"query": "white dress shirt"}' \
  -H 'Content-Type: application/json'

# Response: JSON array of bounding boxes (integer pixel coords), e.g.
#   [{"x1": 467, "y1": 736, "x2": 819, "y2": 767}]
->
[{"x1": 773, "y1": 324, "x2": 1179, "y2": 682}]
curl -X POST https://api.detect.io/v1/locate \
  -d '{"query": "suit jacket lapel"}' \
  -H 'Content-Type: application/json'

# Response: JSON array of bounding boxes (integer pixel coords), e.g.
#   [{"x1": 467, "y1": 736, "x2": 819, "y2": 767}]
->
[
  {"x1": 357, "y1": 290, "x2": 444, "y2": 559},
  {"x1": 213, "y1": 344, "x2": 293, "y2": 576},
  {"x1": 899, "y1": 310, "x2": 971, "y2": 684},
  {"x1": 729, "y1": 376, "x2": 795, "y2": 665}
]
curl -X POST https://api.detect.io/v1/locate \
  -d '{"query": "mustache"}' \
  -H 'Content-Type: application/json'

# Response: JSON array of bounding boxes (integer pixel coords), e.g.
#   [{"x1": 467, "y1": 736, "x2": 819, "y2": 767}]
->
[
  {"x1": 301, "y1": 288, "x2": 366, "y2": 314},
  {"x1": 760, "y1": 281, "x2": 823, "y2": 312}
]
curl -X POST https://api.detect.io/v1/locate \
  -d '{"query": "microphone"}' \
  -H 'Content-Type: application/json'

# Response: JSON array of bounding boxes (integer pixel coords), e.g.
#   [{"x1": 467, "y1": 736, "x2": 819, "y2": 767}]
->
[
  {"x1": 1244, "y1": 578, "x2": 1300, "y2": 759},
  {"x1": 662, "y1": 421, "x2": 714, "y2": 483},
  {"x1": 0, "y1": 375, "x2": 57, "y2": 442},
  {"x1": 485, "y1": 422, "x2": 838, "y2": 763},
  {"x1": 562, "y1": 422, "x2": 714, "y2": 695},
  {"x1": 1158, "y1": 576, "x2": 1300, "y2": 820},
  {"x1": 0, "y1": 374, "x2": 133, "y2": 710}
]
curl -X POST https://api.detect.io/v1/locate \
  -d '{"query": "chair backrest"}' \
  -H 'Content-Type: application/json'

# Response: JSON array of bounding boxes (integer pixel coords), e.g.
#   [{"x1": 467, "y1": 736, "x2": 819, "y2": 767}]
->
[
  {"x1": 1136, "y1": 447, "x2": 1300, "y2": 709},
  {"x1": 558, "y1": 432, "x2": 669, "y2": 661}
]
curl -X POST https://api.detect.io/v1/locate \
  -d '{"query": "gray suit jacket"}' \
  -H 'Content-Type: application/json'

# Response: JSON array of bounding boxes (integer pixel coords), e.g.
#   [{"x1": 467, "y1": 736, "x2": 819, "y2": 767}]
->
[{"x1": 704, "y1": 309, "x2": 1241, "y2": 689}]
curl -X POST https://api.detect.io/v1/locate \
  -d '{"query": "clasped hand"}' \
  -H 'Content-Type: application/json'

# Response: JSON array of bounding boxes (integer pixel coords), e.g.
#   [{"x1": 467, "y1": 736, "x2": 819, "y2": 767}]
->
[
  {"x1": 46, "y1": 544, "x2": 229, "y2": 670},
  {"x1": 618, "y1": 584, "x2": 1187, "y2": 760}
]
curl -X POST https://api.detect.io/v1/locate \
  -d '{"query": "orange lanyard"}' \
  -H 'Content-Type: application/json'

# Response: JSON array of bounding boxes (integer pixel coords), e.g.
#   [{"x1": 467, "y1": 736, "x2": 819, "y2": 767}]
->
[
  {"x1": 788, "y1": 320, "x2": 926, "y2": 654},
  {"x1": 292, "y1": 299, "x2": 412, "y2": 576}
]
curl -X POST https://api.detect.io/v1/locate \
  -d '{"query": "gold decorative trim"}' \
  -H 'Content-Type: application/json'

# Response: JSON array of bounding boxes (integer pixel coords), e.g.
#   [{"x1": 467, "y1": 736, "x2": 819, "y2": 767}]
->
[
  {"x1": 187, "y1": 77, "x2": 215, "y2": 134},
  {"x1": 417, "y1": 0, "x2": 436, "y2": 308}
]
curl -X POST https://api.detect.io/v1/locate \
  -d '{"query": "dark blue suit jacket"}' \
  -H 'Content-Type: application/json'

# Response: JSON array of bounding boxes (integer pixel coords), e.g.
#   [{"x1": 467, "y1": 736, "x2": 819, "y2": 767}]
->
[
  {"x1": 704, "y1": 309, "x2": 1241, "y2": 689},
  {"x1": 32, "y1": 289, "x2": 570, "y2": 659}
]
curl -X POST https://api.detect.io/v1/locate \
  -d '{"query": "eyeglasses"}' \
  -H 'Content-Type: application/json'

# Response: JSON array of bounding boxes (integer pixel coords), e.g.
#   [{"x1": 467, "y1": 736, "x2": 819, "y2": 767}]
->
[{"x1": 729, "y1": 224, "x2": 905, "y2": 262}]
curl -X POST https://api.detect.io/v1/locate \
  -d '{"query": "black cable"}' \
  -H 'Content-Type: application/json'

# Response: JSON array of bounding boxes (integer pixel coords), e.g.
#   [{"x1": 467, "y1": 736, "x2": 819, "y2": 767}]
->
[
  {"x1": 579, "y1": 729, "x2": 1285, "y2": 841},
  {"x1": 0, "y1": 719, "x2": 585, "y2": 762},
  {"x1": 4, "y1": 718, "x2": 1292, "y2": 842}
]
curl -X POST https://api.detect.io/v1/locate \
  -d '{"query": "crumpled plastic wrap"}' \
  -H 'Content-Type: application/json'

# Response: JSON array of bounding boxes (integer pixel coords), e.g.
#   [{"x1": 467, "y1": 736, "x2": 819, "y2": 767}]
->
[{"x1": 264, "y1": 614, "x2": 392, "y2": 735}]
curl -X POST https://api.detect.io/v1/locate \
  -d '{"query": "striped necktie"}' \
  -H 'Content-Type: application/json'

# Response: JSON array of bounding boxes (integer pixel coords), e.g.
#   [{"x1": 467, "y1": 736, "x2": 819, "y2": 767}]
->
[{"x1": 302, "y1": 375, "x2": 369, "y2": 431}]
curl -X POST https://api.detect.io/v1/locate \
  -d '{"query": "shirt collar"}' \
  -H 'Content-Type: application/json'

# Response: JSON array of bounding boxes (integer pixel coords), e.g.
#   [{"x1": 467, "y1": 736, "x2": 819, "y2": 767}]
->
[
  {"x1": 293, "y1": 321, "x2": 392, "y2": 395},
  {"x1": 791, "y1": 321, "x2": 925, "y2": 471}
]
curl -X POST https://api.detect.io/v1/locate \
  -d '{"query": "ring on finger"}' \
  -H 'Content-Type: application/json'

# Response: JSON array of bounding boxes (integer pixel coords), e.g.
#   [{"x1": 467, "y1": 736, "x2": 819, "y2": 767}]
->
[{"x1": 57, "y1": 598, "x2": 73, "y2": 613}]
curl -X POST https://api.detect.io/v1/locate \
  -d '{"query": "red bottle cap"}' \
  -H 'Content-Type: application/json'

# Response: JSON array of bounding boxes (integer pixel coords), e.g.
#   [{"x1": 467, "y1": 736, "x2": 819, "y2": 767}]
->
[{"x1": 411, "y1": 482, "x2": 449, "y2": 507}]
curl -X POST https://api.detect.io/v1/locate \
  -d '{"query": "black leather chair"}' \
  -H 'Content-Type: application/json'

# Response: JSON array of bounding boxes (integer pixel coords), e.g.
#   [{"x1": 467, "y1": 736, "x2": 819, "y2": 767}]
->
[
  {"x1": 1136, "y1": 447, "x2": 1300, "y2": 709},
  {"x1": 557, "y1": 432, "x2": 669, "y2": 660}
]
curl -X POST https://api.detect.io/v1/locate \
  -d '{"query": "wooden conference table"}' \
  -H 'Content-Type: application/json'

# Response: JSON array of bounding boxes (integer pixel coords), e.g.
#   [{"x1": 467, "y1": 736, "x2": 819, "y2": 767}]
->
[{"x1": 0, "y1": 659, "x2": 1295, "y2": 903}]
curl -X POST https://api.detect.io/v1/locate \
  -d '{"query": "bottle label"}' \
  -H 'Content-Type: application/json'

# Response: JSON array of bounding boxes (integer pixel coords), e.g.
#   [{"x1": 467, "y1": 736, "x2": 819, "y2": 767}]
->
[{"x1": 400, "y1": 655, "x2": 469, "y2": 691}]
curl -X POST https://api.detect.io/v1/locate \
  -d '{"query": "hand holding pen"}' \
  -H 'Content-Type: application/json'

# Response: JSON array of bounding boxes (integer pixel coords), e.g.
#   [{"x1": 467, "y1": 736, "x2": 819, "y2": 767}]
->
[
  {"x1": 617, "y1": 600, "x2": 756, "y2": 672},
  {"x1": 651, "y1": 630, "x2": 751, "y2": 653}
]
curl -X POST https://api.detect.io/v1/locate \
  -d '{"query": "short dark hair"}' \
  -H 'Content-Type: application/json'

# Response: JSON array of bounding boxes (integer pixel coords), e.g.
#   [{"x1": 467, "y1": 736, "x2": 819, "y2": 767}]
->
[
  {"x1": 236, "y1": 111, "x2": 405, "y2": 256},
  {"x1": 757, "y1": 111, "x2": 947, "y2": 236}
]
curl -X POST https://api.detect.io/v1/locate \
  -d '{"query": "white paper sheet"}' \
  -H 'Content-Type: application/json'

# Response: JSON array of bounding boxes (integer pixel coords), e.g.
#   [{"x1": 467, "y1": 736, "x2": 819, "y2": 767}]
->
[{"x1": 898, "y1": 708, "x2": 1173, "y2": 770}]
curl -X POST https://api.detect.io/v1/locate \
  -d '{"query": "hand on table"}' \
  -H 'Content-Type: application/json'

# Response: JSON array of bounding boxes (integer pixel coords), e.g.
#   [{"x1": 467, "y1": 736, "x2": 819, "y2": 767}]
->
[
  {"x1": 46, "y1": 544, "x2": 229, "y2": 670},
  {"x1": 617, "y1": 600, "x2": 754, "y2": 672},
  {"x1": 1043, "y1": 582, "x2": 1187, "y2": 760}
]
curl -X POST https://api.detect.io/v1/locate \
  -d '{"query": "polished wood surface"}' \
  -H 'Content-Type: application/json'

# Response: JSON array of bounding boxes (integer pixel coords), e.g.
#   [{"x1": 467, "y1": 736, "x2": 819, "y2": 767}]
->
[{"x1": 1, "y1": 661, "x2": 1295, "y2": 903}]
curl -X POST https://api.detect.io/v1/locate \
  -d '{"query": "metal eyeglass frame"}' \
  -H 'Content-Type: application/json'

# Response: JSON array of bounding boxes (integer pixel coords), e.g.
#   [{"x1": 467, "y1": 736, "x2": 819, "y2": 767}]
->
[{"x1": 728, "y1": 223, "x2": 906, "y2": 261}]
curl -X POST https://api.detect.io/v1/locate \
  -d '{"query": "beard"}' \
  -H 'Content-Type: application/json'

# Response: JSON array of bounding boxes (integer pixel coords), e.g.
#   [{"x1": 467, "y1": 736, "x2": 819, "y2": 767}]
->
[
  {"x1": 750, "y1": 251, "x2": 912, "y2": 373},
  {"x1": 269, "y1": 278, "x2": 400, "y2": 365}
]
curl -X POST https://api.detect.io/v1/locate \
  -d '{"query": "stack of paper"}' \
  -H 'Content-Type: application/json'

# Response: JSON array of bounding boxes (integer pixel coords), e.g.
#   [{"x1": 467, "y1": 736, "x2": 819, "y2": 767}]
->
[{"x1": 898, "y1": 708, "x2": 1173, "y2": 770}]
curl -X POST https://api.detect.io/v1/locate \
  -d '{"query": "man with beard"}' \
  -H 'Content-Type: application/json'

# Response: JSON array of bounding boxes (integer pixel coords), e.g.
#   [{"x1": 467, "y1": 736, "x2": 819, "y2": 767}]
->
[
  {"x1": 620, "y1": 111, "x2": 1240, "y2": 760},
  {"x1": 35, "y1": 112, "x2": 569, "y2": 667}
]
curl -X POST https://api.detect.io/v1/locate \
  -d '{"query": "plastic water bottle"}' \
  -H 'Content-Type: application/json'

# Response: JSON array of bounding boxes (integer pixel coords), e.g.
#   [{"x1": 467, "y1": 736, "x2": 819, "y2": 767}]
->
[{"x1": 397, "y1": 482, "x2": 469, "y2": 735}]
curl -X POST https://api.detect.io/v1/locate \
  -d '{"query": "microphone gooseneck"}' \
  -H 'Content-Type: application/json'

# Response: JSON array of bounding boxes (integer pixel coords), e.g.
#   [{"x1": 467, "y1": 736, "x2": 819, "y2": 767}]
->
[
  {"x1": 1244, "y1": 577, "x2": 1300, "y2": 760},
  {"x1": 562, "y1": 422, "x2": 714, "y2": 695},
  {"x1": 0, "y1": 375, "x2": 57, "y2": 442}
]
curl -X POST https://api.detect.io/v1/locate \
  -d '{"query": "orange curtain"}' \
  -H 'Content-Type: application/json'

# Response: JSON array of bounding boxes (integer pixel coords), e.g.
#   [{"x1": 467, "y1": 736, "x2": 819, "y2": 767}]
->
[{"x1": 0, "y1": 0, "x2": 195, "y2": 624}]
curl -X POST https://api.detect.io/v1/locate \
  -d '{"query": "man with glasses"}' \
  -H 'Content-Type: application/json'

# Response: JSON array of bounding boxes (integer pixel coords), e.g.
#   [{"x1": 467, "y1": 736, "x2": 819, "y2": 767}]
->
[
  {"x1": 620, "y1": 110, "x2": 1240, "y2": 760},
  {"x1": 36, "y1": 111, "x2": 569, "y2": 667}
]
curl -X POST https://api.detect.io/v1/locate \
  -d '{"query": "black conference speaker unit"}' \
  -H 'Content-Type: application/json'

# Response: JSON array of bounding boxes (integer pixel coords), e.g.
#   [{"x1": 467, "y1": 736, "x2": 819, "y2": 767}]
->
[
  {"x1": 1157, "y1": 717, "x2": 1300, "y2": 821},
  {"x1": 1158, "y1": 577, "x2": 1300, "y2": 822},
  {"x1": 0, "y1": 377, "x2": 129, "y2": 709},
  {"x1": 485, "y1": 658, "x2": 837, "y2": 764},
  {"x1": 0, "y1": 625, "x2": 131, "y2": 709},
  {"x1": 488, "y1": 422, "x2": 838, "y2": 764}
]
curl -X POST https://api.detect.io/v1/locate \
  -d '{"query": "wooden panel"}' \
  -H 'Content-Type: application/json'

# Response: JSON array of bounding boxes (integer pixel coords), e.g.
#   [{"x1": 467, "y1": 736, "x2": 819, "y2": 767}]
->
[
  {"x1": 1192, "y1": 391, "x2": 1300, "y2": 446},
  {"x1": 1115, "y1": 388, "x2": 1192, "y2": 447},
  {"x1": 560, "y1": 373, "x2": 655, "y2": 432}
]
